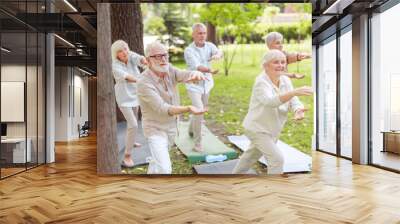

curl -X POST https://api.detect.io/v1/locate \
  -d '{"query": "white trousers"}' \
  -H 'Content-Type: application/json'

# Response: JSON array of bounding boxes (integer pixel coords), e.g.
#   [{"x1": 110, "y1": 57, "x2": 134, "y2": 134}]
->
[
  {"x1": 232, "y1": 131, "x2": 284, "y2": 175},
  {"x1": 146, "y1": 130, "x2": 176, "y2": 174},
  {"x1": 119, "y1": 107, "x2": 139, "y2": 156},
  {"x1": 188, "y1": 91, "x2": 209, "y2": 145}
]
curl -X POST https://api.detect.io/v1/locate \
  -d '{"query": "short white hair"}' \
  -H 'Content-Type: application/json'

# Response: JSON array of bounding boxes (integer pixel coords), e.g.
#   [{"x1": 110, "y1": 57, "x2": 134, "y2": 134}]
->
[
  {"x1": 265, "y1": 32, "x2": 283, "y2": 48},
  {"x1": 261, "y1": 49, "x2": 286, "y2": 67},
  {"x1": 111, "y1": 40, "x2": 129, "y2": 61},
  {"x1": 144, "y1": 41, "x2": 167, "y2": 57},
  {"x1": 192, "y1": 23, "x2": 207, "y2": 32}
]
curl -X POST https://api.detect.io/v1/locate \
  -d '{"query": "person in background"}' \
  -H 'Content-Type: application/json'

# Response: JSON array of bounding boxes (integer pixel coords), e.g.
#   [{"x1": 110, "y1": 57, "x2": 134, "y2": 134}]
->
[
  {"x1": 265, "y1": 32, "x2": 311, "y2": 79},
  {"x1": 184, "y1": 23, "x2": 223, "y2": 152},
  {"x1": 111, "y1": 40, "x2": 147, "y2": 168},
  {"x1": 232, "y1": 50, "x2": 313, "y2": 175},
  {"x1": 137, "y1": 42, "x2": 207, "y2": 174}
]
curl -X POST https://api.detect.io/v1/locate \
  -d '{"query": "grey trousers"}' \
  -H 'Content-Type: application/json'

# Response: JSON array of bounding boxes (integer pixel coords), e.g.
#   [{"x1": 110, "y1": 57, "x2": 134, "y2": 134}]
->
[
  {"x1": 119, "y1": 107, "x2": 139, "y2": 156},
  {"x1": 188, "y1": 91, "x2": 209, "y2": 145},
  {"x1": 232, "y1": 131, "x2": 284, "y2": 175}
]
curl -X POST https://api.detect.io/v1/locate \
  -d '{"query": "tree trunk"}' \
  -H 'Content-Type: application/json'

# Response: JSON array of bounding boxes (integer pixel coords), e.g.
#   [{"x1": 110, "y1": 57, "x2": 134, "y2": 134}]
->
[
  {"x1": 111, "y1": 3, "x2": 144, "y2": 55},
  {"x1": 110, "y1": 3, "x2": 144, "y2": 122},
  {"x1": 97, "y1": 3, "x2": 120, "y2": 174},
  {"x1": 207, "y1": 22, "x2": 217, "y2": 45}
]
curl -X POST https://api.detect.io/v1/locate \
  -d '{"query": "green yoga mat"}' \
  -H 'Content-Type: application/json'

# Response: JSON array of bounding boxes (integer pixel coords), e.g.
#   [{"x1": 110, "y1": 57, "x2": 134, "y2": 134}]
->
[{"x1": 175, "y1": 122, "x2": 238, "y2": 163}]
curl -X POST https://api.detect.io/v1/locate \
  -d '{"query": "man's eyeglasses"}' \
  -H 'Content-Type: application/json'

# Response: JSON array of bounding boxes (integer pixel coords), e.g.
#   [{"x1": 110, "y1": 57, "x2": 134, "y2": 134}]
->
[{"x1": 149, "y1": 54, "x2": 169, "y2": 60}]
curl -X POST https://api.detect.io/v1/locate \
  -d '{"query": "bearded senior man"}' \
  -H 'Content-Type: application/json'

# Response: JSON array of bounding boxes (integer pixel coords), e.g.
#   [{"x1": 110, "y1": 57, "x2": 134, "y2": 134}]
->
[
  {"x1": 137, "y1": 42, "x2": 207, "y2": 174},
  {"x1": 184, "y1": 23, "x2": 223, "y2": 152}
]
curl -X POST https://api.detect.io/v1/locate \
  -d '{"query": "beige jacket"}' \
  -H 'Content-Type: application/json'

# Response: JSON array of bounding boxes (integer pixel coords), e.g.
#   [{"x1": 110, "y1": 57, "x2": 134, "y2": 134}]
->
[{"x1": 137, "y1": 65, "x2": 194, "y2": 137}]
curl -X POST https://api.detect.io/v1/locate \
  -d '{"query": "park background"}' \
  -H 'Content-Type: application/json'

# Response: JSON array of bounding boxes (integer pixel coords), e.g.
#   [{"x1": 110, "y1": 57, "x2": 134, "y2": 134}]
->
[{"x1": 119, "y1": 3, "x2": 312, "y2": 174}]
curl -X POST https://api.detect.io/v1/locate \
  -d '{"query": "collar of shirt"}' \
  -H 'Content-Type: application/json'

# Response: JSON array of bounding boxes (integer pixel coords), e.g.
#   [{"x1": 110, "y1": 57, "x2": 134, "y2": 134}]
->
[
  {"x1": 191, "y1": 41, "x2": 207, "y2": 50},
  {"x1": 146, "y1": 68, "x2": 174, "y2": 100},
  {"x1": 147, "y1": 67, "x2": 168, "y2": 83},
  {"x1": 262, "y1": 72, "x2": 287, "y2": 93}
]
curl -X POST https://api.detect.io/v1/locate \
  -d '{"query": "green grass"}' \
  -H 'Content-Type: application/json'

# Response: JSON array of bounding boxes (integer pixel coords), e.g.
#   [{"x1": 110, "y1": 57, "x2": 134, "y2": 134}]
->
[{"x1": 124, "y1": 40, "x2": 313, "y2": 174}]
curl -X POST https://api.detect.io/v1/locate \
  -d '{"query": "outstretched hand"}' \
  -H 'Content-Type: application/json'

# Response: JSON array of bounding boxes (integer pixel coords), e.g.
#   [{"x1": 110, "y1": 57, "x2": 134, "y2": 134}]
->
[
  {"x1": 294, "y1": 108, "x2": 308, "y2": 121},
  {"x1": 186, "y1": 71, "x2": 208, "y2": 83},
  {"x1": 293, "y1": 73, "x2": 305, "y2": 79},
  {"x1": 293, "y1": 86, "x2": 313, "y2": 96},
  {"x1": 210, "y1": 69, "x2": 219, "y2": 75},
  {"x1": 209, "y1": 53, "x2": 222, "y2": 62},
  {"x1": 298, "y1": 53, "x2": 311, "y2": 60},
  {"x1": 188, "y1": 105, "x2": 208, "y2": 115}
]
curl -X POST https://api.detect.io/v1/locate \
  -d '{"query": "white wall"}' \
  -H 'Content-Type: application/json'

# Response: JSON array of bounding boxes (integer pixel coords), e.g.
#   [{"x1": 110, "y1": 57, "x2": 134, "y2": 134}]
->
[
  {"x1": 55, "y1": 66, "x2": 69, "y2": 141},
  {"x1": 54, "y1": 67, "x2": 89, "y2": 141},
  {"x1": 1, "y1": 64, "x2": 47, "y2": 164}
]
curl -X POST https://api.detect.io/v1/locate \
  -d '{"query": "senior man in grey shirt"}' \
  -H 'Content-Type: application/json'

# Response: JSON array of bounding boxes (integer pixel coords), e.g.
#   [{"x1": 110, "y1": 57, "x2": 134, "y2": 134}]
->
[
  {"x1": 137, "y1": 42, "x2": 207, "y2": 174},
  {"x1": 184, "y1": 23, "x2": 223, "y2": 152}
]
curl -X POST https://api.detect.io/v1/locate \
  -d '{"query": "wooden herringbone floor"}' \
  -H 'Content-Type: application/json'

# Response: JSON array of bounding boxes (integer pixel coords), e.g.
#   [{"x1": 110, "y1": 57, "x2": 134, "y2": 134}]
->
[{"x1": 1, "y1": 135, "x2": 400, "y2": 224}]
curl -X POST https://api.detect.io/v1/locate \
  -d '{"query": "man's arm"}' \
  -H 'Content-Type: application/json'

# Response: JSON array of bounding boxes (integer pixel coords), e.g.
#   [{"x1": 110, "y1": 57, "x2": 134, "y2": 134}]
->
[
  {"x1": 209, "y1": 42, "x2": 223, "y2": 61},
  {"x1": 168, "y1": 105, "x2": 207, "y2": 116},
  {"x1": 170, "y1": 65, "x2": 207, "y2": 83},
  {"x1": 196, "y1": 65, "x2": 218, "y2": 75},
  {"x1": 137, "y1": 80, "x2": 206, "y2": 116}
]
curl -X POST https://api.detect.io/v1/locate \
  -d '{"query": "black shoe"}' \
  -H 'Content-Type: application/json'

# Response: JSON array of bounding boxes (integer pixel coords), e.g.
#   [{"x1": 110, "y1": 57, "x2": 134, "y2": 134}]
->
[{"x1": 189, "y1": 131, "x2": 194, "y2": 137}]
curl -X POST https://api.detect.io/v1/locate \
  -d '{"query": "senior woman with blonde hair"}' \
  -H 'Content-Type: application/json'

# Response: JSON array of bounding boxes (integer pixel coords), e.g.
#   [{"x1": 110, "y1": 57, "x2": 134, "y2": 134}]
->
[
  {"x1": 232, "y1": 49, "x2": 313, "y2": 175},
  {"x1": 111, "y1": 40, "x2": 147, "y2": 168},
  {"x1": 265, "y1": 32, "x2": 311, "y2": 79}
]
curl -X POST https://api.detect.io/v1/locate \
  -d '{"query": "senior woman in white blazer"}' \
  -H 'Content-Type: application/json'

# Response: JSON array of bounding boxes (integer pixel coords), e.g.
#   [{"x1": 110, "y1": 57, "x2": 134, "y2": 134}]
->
[
  {"x1": 232, "y1": 49, "x2": 313, "y2": 175},
  {"x1": 111, "y1": 40, "x2": 147, "y2": 168}
]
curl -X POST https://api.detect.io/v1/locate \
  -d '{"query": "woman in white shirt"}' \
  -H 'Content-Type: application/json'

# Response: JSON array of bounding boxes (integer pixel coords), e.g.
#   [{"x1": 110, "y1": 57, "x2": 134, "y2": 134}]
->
[
  {"x1": 232, "y1": 49, "x2": 313, "y2": 175},
  {"x1": 111, "y1": 40, "x2": 147, "y2": 168}
]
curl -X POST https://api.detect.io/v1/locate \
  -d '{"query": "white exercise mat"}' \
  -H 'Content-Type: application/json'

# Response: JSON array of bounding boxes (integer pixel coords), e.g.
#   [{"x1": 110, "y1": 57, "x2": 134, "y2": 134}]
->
[
  {"x1": 193, "y1": 159, "x2": 257, "y2": 175},
  {"x1": 227, "y1": 135, "x2": 312, "y2": 173}
]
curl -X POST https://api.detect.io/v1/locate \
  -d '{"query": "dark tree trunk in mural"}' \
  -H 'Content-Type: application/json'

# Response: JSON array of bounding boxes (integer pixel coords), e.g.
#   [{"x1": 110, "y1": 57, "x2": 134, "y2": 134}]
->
[
  {"x1": 97, "y1": 3, "x2": 120, "y2": 174},
  {"x1": 110, "y1": 3, "x2": 144, "y2": 121},
  {"x1": 207, "y1": 22, "x2": 217, "y2": 45},
  {"x1": 111, "y1": 3, "x2": 144, "y2": 55}
]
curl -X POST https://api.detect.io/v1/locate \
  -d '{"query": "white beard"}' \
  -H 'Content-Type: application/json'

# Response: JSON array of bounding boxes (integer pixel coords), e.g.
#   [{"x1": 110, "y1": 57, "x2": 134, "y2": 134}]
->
[{"x1": 153, "y1": 64, "x2": 169, "y2": 73}]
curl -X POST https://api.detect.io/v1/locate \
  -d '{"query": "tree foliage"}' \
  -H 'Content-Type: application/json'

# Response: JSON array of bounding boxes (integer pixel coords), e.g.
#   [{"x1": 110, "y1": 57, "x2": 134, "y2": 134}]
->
[
  {"x1": 199, "y1": 3, "x2": 264, "y2": 76},
  {"x1": 145, "y1": 16, "x2": 167, "y2": 36},
  {"x1": 199, "y1": 3, "x2": 264, "y2": 40}
]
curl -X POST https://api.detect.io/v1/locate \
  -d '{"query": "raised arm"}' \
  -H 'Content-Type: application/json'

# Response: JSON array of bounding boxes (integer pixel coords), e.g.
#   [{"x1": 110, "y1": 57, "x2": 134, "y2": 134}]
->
[
  {"x1": 209, "y1": 42, "x2": 223, "y2": 61},
  {"x1": 283, "y1": 72, "x2": 305, "y2": 79},
  {"x1": 255, "y1": 80, "x2": 312, "y2": 107},
  {"x1": 129, "y1": 51, "x2": 147, "y2": 68},
  {"x1": 170, "y1": 65, "x2": 207, "y2": 84},
  {"x1": 286, "y1": 52, "x2": 311, "y2": 64},
  {"x1": 112, "y1": 63, "x2": 138, "y2": 83},
  {"x1": 137, "y1": 81, "x2": 206, "y2": 116}
]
